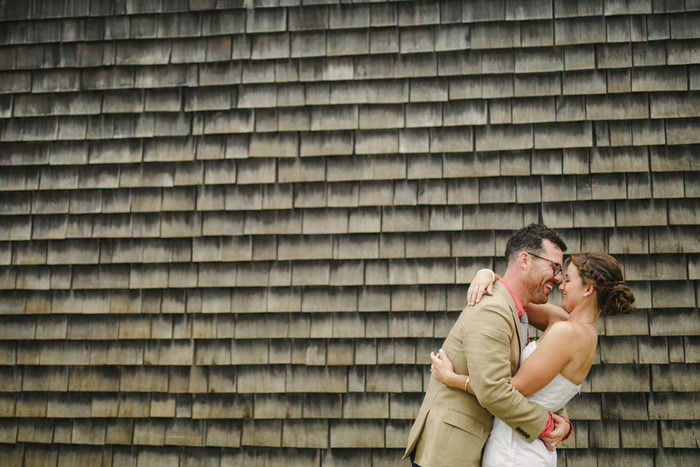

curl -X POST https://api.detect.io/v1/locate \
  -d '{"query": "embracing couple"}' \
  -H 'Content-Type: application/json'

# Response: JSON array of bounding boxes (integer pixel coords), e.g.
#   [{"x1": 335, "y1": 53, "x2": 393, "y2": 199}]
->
[{"x1": 404, "y1": 224, "x2": 635, "y2": 466}]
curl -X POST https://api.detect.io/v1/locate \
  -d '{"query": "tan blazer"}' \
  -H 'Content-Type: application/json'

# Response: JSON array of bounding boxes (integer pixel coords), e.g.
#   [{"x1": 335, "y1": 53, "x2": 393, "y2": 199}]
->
[{"x1": 404, "y1": 282, "x2": 551, "y2": 467}]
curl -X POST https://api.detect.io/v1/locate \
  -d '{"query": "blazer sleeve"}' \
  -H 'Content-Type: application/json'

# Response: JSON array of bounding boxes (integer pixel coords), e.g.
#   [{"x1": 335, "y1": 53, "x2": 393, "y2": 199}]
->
[
  {"x1": 464, "y1": 300, "x2": 550, "y2": 442},
  {"x1": 556, "y1": 406, "x2": 568, "y2": 420}
]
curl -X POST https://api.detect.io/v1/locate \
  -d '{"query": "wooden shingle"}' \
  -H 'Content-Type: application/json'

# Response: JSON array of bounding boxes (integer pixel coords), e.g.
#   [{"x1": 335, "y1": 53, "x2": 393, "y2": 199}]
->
[{"x1": 205, "y1": 420, "x2": 242, "y2": 447}]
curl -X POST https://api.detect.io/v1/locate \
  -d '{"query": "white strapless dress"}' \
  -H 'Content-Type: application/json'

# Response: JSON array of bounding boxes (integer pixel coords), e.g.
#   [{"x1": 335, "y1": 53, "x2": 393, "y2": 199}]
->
[{"x1": 482, "y1": 342, "x2": 581, "y2": 467}]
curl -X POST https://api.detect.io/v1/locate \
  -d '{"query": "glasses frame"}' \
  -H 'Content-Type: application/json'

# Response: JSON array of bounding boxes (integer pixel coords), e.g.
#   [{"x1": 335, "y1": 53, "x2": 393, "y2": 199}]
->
[{"x1": 526, "y1": 252, "x2": 563, "y2": 276}]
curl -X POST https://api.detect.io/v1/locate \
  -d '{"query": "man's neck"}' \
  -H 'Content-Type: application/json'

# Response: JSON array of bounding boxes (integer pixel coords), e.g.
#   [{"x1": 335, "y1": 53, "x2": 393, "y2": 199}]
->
[{"x1": 501, "y1": 271, "x2": 530, "y2": 307}]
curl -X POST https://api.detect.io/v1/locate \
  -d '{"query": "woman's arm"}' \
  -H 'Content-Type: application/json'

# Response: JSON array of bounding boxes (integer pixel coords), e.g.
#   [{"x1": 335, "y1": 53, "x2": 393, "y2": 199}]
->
[
  {"x1": 467, "y1": 269, "x2": 500, "y2": 306},
  {"x1": 510, "y1": 322, "x2": 576, "y2": 396},
  {"x1": 430, "y1": 349, "x2": 474, "y2": 394},
  {"x1": 431, "y1": 323, "x2": 577, "y2": 397},
  {"x1": 525, "y1": 303, "x2": 569, "y2": 332}
]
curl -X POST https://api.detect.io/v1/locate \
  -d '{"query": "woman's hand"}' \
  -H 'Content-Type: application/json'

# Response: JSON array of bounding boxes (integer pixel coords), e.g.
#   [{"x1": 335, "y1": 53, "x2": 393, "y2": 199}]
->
[
  {"x1": 467, "y1": 269, "x2": 498, "y2": 306},
  {"x1": 430, "y1": 349, "x2": 459, "y2": 388},
  {"x1": 430, "y1": 349, "x2": 474, "y2": 393}
]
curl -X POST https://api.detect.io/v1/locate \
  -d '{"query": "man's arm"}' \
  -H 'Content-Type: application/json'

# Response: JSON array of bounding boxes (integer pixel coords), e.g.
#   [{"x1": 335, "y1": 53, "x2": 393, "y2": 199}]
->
[
  {"x1": 542, "y1": 413, "x2": 572, "y2": 451},
  {"x1": 464, "y1": 301, "x2": 550, "y2": 441}
]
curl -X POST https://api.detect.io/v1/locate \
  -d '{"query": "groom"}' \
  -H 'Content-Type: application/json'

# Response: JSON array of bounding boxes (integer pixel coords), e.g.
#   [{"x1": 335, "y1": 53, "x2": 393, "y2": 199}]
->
[{"x1": 404, "y1": 224, "x2": 572, "y2": 466}]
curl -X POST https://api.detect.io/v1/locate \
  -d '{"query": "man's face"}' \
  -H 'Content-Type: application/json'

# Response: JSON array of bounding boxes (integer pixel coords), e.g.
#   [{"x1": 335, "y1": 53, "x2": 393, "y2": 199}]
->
[{"x1": 524, "y1": 239, "x2": 564, "y2": 305}]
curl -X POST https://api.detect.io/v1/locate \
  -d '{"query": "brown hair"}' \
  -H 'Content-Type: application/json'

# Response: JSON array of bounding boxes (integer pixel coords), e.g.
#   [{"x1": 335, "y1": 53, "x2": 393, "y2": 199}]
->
[
  {"x1": 567, "y1": 253, "x2": 635, "y2": 317},
  {"x1": 505, "y1": 224, "x2": 567, "y2": 266}
]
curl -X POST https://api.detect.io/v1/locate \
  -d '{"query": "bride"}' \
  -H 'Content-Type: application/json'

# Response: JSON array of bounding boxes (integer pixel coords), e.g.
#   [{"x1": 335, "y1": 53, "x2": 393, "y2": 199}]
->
[{"x1": 430, "y1": 253, "x2": 635, "y2": 466}]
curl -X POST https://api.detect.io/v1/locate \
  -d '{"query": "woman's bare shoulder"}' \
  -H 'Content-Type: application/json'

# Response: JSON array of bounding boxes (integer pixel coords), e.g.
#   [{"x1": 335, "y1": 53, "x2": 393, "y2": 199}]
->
[{"x1": 543, "y1": 321, "x2": 596, "y2": 348}]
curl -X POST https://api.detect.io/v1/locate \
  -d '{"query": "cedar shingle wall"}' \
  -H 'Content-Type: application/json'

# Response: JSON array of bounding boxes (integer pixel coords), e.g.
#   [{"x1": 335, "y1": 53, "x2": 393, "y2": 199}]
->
[{"x1": 0, "y1": 0, "x2": 699, "y2": 465}]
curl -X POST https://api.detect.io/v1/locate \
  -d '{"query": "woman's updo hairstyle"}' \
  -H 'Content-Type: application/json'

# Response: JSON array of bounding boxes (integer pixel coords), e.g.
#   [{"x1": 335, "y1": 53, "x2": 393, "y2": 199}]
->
[{"x1": 567, "y1": 253, "x2": 636, "y2": 317}]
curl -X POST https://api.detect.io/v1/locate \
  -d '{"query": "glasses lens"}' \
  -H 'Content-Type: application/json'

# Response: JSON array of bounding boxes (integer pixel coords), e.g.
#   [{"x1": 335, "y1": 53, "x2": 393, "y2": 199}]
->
[{"x1": 531, "y1": 252, "x2": 561, "y2": 276}]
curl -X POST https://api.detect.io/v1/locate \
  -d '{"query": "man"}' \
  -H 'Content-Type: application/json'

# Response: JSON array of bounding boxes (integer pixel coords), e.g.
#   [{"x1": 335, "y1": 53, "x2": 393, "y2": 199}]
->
[{"x1": 404, "y1": 224, "x2": 572, "y2": 466}]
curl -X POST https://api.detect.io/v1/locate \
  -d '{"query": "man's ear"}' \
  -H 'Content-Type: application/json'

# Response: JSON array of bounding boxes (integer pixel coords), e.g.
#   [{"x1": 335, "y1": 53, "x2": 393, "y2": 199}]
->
[{"x1": 518, "y1": 251, "x2": 529, "y2": 270}]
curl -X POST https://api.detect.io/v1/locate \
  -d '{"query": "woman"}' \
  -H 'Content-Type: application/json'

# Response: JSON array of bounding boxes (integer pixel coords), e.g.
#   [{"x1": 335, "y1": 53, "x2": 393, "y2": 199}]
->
[{"x1": 430, "y1": 253, "x2": 635, "y2": 466}]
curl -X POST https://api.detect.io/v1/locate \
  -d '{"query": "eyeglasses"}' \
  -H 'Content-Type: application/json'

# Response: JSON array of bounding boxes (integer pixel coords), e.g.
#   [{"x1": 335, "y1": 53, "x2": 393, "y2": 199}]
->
[{"x1": 527, "y1": 252, "x2": 562, "y2": 276}]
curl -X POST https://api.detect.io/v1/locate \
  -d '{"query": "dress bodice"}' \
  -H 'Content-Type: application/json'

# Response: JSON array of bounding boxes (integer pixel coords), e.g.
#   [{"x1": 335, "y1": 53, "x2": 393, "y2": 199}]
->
[
  {"x1": 482, "y1": 341, "x2": 583, "y2": 466},
  {"x1": 521, "y1": 341, "x2": 581, "y2": 412}
]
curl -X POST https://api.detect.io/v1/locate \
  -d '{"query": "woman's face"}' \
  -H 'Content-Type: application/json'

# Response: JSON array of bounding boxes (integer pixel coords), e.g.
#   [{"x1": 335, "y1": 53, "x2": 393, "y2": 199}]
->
[{"x1": 559, "y1": 263, "x2": 587, "y2": 312}]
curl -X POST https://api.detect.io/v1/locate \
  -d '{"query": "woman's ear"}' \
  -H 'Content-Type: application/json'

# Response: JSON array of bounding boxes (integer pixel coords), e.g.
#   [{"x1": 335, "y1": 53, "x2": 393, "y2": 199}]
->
[{"x1": 583, "y1": 285, "x2": 594, "y2": 297}]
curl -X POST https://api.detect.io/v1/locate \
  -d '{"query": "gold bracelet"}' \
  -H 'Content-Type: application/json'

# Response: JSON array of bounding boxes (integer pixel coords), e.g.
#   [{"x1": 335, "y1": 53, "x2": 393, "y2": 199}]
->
[{"x1": 464, "y1": 377, "x2": 470, "y2": 392}]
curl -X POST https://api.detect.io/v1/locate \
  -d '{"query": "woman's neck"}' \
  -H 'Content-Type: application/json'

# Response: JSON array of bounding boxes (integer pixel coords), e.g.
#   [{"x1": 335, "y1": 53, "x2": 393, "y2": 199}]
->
[{"x1": 567, "y1": 302, "x2": 598, "y2": 326}]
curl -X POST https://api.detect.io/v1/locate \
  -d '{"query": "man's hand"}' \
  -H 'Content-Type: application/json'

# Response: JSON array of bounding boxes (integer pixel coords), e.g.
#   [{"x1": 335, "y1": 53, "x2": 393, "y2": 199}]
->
[{"x1": 541, "y1": 413, "x2": 571, "y2": 451}]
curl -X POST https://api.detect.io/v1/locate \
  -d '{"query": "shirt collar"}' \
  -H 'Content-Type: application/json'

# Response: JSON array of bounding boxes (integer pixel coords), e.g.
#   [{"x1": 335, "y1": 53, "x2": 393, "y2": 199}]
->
[{"x1": 498, "y1": 278, "x2": 526, "y2": 317}]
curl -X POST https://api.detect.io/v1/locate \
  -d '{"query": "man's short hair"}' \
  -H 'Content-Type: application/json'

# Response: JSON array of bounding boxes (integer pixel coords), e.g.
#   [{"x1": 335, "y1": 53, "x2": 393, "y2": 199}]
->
[{"x1": 504, "y1": 224, "x2": 567, "y2": 266}]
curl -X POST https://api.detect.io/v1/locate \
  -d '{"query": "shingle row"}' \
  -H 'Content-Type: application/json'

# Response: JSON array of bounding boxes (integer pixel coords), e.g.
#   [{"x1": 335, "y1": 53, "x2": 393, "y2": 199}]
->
[
  {"x1": 0, "y1": 1, "x2": 685, "y2": 23},
  {"x1": 3, "y1": 3, "x2": 700, "y2": 43},
  {"x1": 2, "y1": 125, "x2": 700, "y2": 160},
  {"x1": 0, "y1": 332, "x2": 697, "y2": 367},
  {"x1": 0, "y1": 363, "x2": 417, "y2": 393},
  {"x1": 1, "y1": 200, "x2": 699, "y2": 243},
  {"x1": 0, "y1": 285, "x2": 466, "y2": 314},
  {"x1": 0, "y1": 338, "x2": 444, "y2": 366},
  {"x1": 0, "y1": 444, "x2": 694, "y2": 467},
  {"x1": 2, "y1": 386, "x2": 699, "y2": 419},
  {"x1": 2, "y1": 51, "x2": 700, "y2": 95},
  {"x1": 0, "y1": 281, "x2": 697, "y2": 315},
  {"x1": 2, "y1": 225, "x2": 698, "y2": 262},
  {"x1": 0, "y1": 73, "x2": 697, "y2": 120},
  {"x1": 0, "y1": 173, "x2": 694, "y2": 211},
  {"x1": 0, "y1": 361, "x2": 695, "y2": 393},
  {"x1": 0, "y1": 284, "x2": 693, "y2": 319},
  {"x1": 1, "y1": 395, "x2": 699, "y2": 444},
  {"x1": 2, "y1": 227, "x2": 699, "y2": 261},
  {"x1": 0, "y1": 417, "x2": 410, "y2": 451},
  {"x1": 0, "y1": 444, "x2": 389, "y2": 467},
  {"x1": 0, "y1": 311, "x2": 454, "y2": 340},
  {"x1": 0, "y1": 415, "x2": 698, "y2": 452},
  {"x1": 0, "y1": 393, "x2": 416, "y2": 420},
  {"x1": 6, "y1": 92, "x2": 700, "y2": 128},
  {"x1": 2, "y1": 15, "x2": 699, "y2": 67},
  {"x1": 0, "y1": 256, "x2": 698, "y2": 290},
  {"x1": 563, "y1": 420, "x2": 700, "y2": 451},
  {"x1": 1, "y1": 142, "x2": 696, "y2": 175}
]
